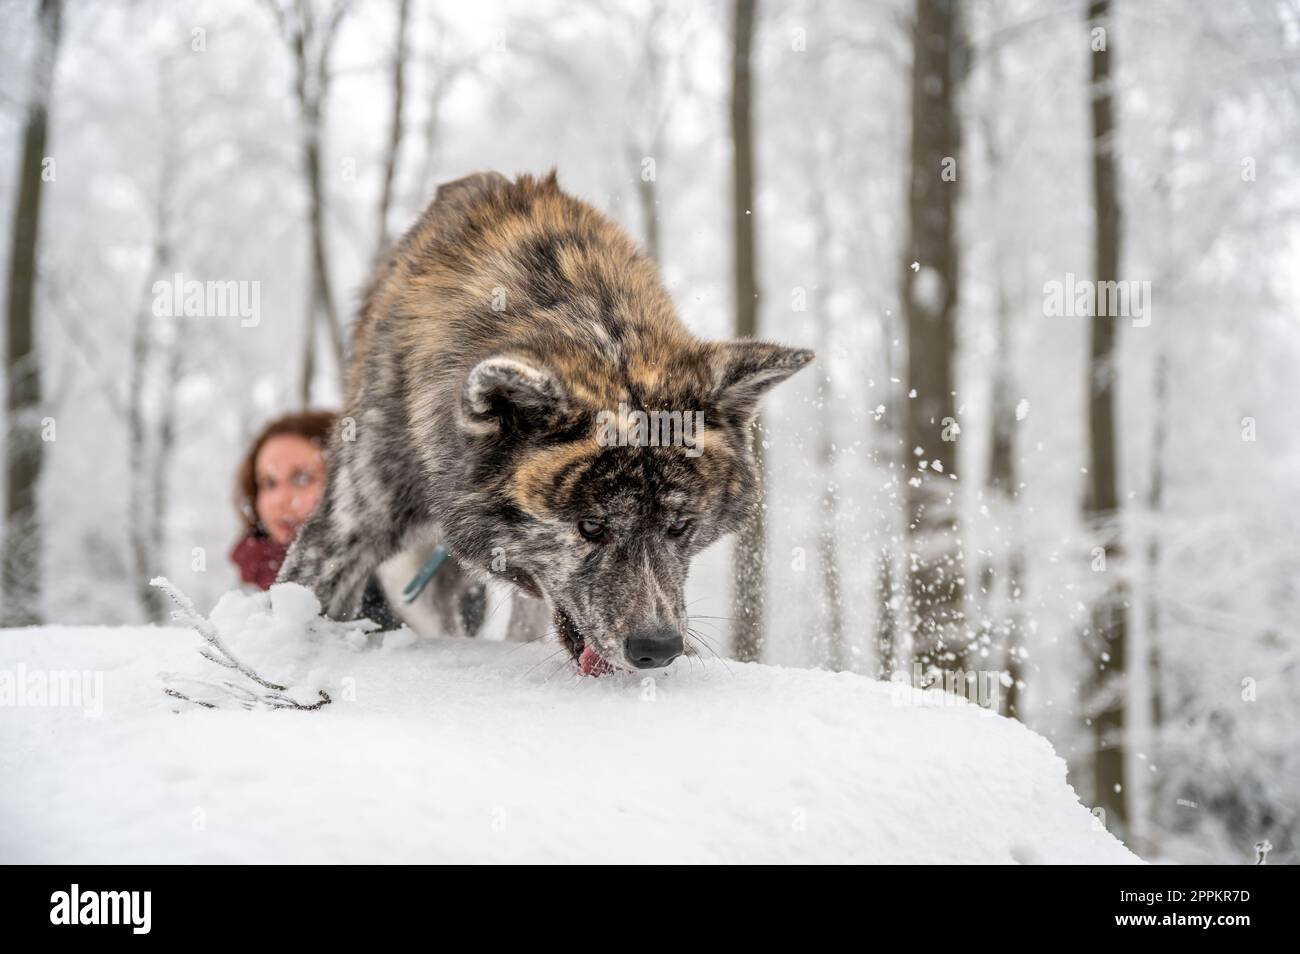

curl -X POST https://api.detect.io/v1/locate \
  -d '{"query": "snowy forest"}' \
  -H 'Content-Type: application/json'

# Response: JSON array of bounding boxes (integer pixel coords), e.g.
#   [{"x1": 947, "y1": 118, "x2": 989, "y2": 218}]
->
[{"x1": 2, "y1": 0, "x2": 1299, "y2": 865}]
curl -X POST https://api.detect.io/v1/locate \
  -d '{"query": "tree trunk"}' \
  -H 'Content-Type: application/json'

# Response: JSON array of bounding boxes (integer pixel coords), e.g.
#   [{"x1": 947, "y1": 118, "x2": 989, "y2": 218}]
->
[
  {"x1": 299, "y1": 296, "x2": 317, "y2": 407},
  {"x1": 1146, "y1": 352, "x2": 1166, "y2": 730},
  {"x1": 1144, "y1": 162, "x2": 1173, "y2": 750},
  {"x1": 1137, "y1": 228, "x2": 1169, "y2": 853},
  {"x1": 976, "y1": 50, "x2": 1026, "y2": 716},
  {"x1": 278, "y1": 1, "x2": 350, "y2": 402},
  {"x1": 1005, "y1": 549, "x2": 1025, "y2": 717},
  {"x1": 2, "y1": 0, "x2": 61, "y2": 627},
  {"x1": 903, "y1": 0, "x2": 966, "y2": 678},
  {"x1": 876, "y1": 546, "x2": 897, "y2": 678},
  {"x1": 987, "y1": 283, "x2": 1027, "y2": 717},
  {"x1": 150, "y1": 338, "x2": 184, "y2": 610},
  {"x1": 632, "y1": 143, "x2": 661, "y2": 264},
  {"x1": 127, "y1": 64, "x2": 177, "y2": 624},
  {"x1": 375, "y1": 0, "x2": 410, "y2": 260},
  {"x1": 728, "y1": 0, "x2": 765, "y2": 662},
  {"x1": 302, "y1": 105, "x2": 343, "y2": 399},
  {"x1": 1084, "y1": 0, "x2": 1129, "y2": 836},
  {"x1": 416, "y1": 14, "x2": 452, "y2": 200},
  {"x1": 128, "y1": 243, "x2": 167, "y2": 623},
  {"x1": 876, "y1": 256, "x2": 902, "y2": 677},
  {"x1": 809, "y1": 174, "x2": 845, "y2": 670},
  {"x1": 627, "y1": 0, "x2": 675, "y2": 266}
]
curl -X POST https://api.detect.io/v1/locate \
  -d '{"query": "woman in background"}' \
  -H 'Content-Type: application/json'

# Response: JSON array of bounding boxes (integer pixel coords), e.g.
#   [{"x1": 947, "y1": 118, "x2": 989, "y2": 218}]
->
[{"x1": 230, "y1": 410, "x2": 401, "y2": 629}]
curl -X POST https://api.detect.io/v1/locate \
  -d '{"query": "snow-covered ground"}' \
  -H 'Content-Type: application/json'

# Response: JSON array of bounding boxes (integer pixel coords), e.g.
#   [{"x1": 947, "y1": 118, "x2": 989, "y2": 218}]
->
[{"x1": 0, "y1": 584, "x2": 1140, "y2": 863}]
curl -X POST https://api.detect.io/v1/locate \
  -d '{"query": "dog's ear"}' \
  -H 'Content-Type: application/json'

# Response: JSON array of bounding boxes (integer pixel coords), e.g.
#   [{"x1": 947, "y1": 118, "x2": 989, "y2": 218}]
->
[
  {"x1": 709, "y1": 341, "x2": 815, "y2": 426},
  {"x1": 460, "y1": 356, "x2": 569, "y2": 436},
  {"x1": 433, "y1": 171, "x2": 509, "y2": 212},
  {"x1": 412, "y1": 171, "x2": 509, "y2": 240}
]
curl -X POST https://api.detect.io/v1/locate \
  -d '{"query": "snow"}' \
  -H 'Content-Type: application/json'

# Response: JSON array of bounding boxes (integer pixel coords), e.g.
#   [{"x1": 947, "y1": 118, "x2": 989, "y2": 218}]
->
[
  {"x1": 911, "y1": 265, "x2": 947, "y2": 315},
  {"x1": 0, "y1": 588, "x2": 1141, "y2": 864}
]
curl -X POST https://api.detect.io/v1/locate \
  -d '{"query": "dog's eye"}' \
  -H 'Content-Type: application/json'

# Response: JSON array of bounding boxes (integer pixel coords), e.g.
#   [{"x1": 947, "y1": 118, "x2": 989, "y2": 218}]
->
[
  {"x1": 578, "y1": 519, "x2": 608, "y2": 543},
  {"x1": 667, "y1": 517, "x2": 692, "y2": 537}
]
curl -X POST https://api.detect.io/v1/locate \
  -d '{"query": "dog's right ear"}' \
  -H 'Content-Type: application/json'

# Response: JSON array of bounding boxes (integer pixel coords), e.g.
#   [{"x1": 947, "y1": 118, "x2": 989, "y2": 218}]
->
[
  {"x1": 459, "y1": 356, "x2": 569, "y2": 437},
  {"x1": 433, "y1": 171, "x2": 508, "y2": 212},
  {"x1": 415, "y1": 171, "x2": 509, "y2": 239}
]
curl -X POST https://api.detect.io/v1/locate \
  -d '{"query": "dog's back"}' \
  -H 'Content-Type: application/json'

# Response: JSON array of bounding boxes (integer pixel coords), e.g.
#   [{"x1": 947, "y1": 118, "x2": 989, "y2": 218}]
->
[{"x1": 350, "y1": 170, "x2": 699, "y2": 421}]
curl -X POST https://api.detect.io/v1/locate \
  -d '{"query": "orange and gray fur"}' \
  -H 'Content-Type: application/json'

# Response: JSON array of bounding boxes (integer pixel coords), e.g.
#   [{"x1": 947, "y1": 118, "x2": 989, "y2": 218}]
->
[{"x1": 278, "y1": 170, "x2": 812, "y2": 672}]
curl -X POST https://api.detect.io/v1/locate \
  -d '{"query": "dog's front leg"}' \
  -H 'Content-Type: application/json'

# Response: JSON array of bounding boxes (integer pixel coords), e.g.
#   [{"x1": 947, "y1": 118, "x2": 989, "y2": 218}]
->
[
  {"x1": 276, "y1": 468, "x2": 389, "y2": 621},
  {"x1": 276, "y1": 513, "x2": 377, "y2": 620}
]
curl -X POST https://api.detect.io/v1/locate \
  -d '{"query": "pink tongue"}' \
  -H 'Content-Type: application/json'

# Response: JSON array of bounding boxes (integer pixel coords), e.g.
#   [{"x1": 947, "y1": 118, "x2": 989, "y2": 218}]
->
[{"x1": 579, "y1": 643, "x2": 617, "y2": 677}]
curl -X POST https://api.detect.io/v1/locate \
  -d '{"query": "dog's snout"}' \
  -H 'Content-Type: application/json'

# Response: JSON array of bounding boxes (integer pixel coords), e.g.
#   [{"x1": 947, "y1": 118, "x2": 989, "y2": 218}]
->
[{"x1": 625, "y1": 626, "x2": 683, "y2": 670}]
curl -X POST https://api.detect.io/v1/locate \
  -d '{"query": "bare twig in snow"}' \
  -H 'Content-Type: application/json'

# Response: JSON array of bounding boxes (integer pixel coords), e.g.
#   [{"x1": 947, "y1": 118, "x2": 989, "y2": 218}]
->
[{"x1": 150, "y1": 577, "x2": 333, "y2": 711}]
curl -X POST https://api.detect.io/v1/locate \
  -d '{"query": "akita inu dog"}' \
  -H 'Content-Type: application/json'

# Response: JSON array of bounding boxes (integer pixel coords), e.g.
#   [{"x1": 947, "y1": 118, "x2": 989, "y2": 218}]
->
[{"x1": 278, "y1": 170, "x2": 812, "y2": 674}]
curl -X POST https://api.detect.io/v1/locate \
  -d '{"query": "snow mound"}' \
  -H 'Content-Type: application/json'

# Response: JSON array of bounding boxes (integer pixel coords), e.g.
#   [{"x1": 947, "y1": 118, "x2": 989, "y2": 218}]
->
[{"x1": 0, "y1": 604, "x2": 1140, "y2": 863}]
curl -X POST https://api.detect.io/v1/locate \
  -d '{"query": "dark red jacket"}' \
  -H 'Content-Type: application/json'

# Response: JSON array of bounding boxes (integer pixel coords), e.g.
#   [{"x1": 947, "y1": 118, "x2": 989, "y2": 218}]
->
[{"x1": 229, "y1": 534, "x2": 289, "y2": 590}]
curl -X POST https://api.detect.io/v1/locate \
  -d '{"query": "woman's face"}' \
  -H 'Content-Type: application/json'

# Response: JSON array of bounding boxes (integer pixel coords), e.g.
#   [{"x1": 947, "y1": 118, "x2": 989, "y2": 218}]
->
[{"x1": 254, "y1": 434, "x2": 327, "y2": 545}]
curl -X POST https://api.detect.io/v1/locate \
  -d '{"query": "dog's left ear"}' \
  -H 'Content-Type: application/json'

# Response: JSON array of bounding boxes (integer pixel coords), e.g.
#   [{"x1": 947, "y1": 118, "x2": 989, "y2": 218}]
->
[
  {"x1": 460, "y1": 355, "x2": 569, "y2": 436},
  {"x1": 710, "y1": 341, "x2": 815, "y2": 425}
]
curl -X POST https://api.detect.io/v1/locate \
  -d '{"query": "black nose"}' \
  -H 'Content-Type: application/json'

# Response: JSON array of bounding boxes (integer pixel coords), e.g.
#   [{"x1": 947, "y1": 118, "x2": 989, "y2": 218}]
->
[{"x1": 625, "y1": 627, "x2": 683, "y2": 669}]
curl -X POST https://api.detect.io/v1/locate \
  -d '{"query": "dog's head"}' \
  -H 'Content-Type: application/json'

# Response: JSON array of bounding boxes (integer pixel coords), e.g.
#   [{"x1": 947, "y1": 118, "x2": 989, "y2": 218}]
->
[
  {"x1": 455, "y1": 341, "x2": 811, "y2": 674},
  {"x1": 427, "y1": 172, "x2": 813, "y2": 673}
]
